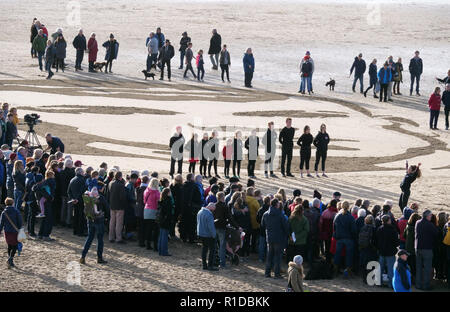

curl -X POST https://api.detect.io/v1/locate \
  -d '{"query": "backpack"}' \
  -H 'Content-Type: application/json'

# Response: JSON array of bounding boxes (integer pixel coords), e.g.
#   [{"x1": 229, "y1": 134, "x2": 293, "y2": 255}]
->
[
  {"x1": 83, "y1": 194, "x2": 95, "y2": 220},
  {"x1": 359, "y1": 225, "x2": 373, "y2": 249},
  {"x1": 305, "y1": 259, "x2": 334, "y2": 280},
  {"x1": 443, "y1": 226, "x2": 450, "y2": 246},
  {"x1": 32, "y1": 181, "x2": 51, "y2": 200}
]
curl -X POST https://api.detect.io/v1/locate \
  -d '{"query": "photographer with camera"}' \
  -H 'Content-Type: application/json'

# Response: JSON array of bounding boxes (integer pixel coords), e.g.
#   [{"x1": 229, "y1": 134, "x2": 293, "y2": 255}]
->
[{"x1": 44, "y1": 133, "x2": 64, "y2": 155}]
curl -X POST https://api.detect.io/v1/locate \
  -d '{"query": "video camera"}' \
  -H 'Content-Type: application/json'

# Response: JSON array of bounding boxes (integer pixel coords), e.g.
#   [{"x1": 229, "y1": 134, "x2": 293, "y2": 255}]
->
[{"x1": 24, "y1": 113, "x2": 42, "y2": 127}]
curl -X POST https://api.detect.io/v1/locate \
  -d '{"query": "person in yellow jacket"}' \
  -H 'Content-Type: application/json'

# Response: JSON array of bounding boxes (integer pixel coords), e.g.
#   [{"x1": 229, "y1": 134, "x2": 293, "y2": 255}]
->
[
  {"x1": 246, "y1": 187, "x2": 261, "y2": 253},
  {"x1": 9, "y1": 108, "x2": 19, "y2": 126}
]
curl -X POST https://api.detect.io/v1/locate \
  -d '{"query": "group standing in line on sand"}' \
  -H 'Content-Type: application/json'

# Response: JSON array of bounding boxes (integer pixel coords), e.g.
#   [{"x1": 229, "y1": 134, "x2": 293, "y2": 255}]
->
[{"x1": 168, "y1": 120, "x2": 330, "y2": 181}]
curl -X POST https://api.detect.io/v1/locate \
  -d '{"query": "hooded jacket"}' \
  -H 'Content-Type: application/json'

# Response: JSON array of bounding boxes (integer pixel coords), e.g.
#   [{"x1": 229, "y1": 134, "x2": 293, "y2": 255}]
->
[
  {"x1": 287, "y1": 262, "x2": 304, "y2": 292},
  {"x1": 428, "y1": 92, "x2": 441, "y2": 111},
  {"x1": 243, "y1": 53, "x2": 255, "y2": 73},
  {"x1": 350, "y1": 57, "x2": 366, "y2": 76},
  {"x1": 246, "y1": 195, "x2": 261, "y2": 230},
  {"x1": 103, "y1": 40, "x2": 119, "y2": 60},
  {"x1": 393, "y1": 257, "x2": 411, "y2": 292},
  {"x1": 261, "y1": 206, "x2": 289, "y2": 244},
  {"x1": 378, "y1": 67, "x2": 392, "y2": 84}
]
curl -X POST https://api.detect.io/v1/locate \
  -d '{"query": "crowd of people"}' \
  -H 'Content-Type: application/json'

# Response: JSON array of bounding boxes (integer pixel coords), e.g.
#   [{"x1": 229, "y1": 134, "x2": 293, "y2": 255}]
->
[
  {"x1": 0, "y1": 131, "x2": 448, "y2": 291},
  {"x1": 29, "y1": 19, "x2": 450, "y2": 130}
]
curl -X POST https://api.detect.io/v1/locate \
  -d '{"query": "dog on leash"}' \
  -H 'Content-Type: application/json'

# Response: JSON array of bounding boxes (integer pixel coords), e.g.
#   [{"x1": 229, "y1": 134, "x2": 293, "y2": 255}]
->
[
  {"x1": 325, "y1": 78, "x2": 336, "y2": 91},
  {"x1": 93, "y1": 62, "x2": 107, "y2": 72},
  {"x1": 142, "y1": 69, "x2": 156, "y2": 80}
]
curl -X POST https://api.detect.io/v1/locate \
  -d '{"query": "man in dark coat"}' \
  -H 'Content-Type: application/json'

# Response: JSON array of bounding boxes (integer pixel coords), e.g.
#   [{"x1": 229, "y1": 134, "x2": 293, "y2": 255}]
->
[
  {"x1": 103, "y1": 34, "x2": 119, "y2": 73},
  {"x1": 243, "y1": 48, "x2": 255, "y2": 88},
  {"x1": 279, "y1": 118, "x2": 295, "y2": 177},
  {"x1": 409, "y1": 50, "x2": 423, "y2": 96},
  {"x1": 169, "y1": 126, "x2": 185, "y2": 179},
  {"x1": 376, "y1": 215, "x2": 400, "y2": 287},
  {"x1": 107, "y1": 171, "x2": 127, "y2": 243},
  {"x1": 261, "y1": 198, "x2": 289, "y2": 278},
  {"x1": 158, "y1": 39, "x2": 175, "y2": 81},
  {"x1": 178, "y1": 32, "x2": 191, "y2": 69},
  {"x1": 180, "y1": 173, "x2": 202, "y2": 243},
  {"x1": 72, "y1": 29, "x2": 87, "y2": 70},
  {"x1": 350, "y1": 53, "x2": 366, "y2": 93},
  {"x1": 415, "y1": 210, "x2": 438, "y2": 290},
  {"x1": 208, "y1": 29, "x2": 221, "y2": 70},
  {"x1": 68, "y1": 167, "x2": 87, "y2": 236}
]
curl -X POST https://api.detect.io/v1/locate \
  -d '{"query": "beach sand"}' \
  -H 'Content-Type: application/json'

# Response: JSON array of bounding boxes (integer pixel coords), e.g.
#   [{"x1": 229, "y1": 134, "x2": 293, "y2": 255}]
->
[{"x1": 0, "y1": 0, "x2": 449, "y2": 292}]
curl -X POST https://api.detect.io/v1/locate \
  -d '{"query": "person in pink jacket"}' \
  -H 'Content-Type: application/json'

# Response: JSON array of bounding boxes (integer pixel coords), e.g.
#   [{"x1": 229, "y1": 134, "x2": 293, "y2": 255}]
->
[
  {"x1": 428, "y1": 87, "x2": 441, "y2": 129},
  {"x1": 143, "y1": 178, "x2": 160, "y2": 250}
]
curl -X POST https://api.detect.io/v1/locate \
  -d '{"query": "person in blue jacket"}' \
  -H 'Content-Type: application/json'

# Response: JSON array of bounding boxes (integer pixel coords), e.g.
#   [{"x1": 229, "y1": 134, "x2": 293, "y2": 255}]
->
[
  {"x1": 243, "y1": 48, "x2": 255, "y2": 88},
  {"x1": 197, "y1": 202, "x2": 218, "y2": 271},
  {"x1": 0, "y1": 197, "x2": 23, "y2": 268},
  {"x1": 364, "y1": 59, "x2": 378, "y2": 98},
  {"x1": 378, "y1": 62, "x2": 392, "y2": 102},
  {"x1": 393, "y1": 249, "x2": 412, "y2": 292}
]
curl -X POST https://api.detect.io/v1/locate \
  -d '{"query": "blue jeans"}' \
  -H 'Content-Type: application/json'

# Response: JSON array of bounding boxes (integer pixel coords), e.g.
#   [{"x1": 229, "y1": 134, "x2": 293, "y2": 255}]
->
[
  {"x1": 38, "y1": 200, "x2": 53, "y2": 238},
  {"x1": 37, "y1": 51, "x2": 44, "y2": 70},
  {"x1": 334, "y1": 238, "x2": 354, "y2": 268},
  {"x1": 82, "y1": 219, "x2": 105, "y2": 258},
  {"x1": 265, "y1": 242, "x2": 283, "y2": 276},
  {"x1": 45, "y1": 59, "x2": 54, "y2": 76},
  {"x1": 258, "y1": 235, "x2": 267, "y2": 262},
  {"x1": 379, "y1": 255, "x2": 395, "y2": 286},
  {"x1": 410, "y1": 74, "x2": 420, "y2": 93},
  {"x1": 353, "y1": 73, "x2": 364, "y2": 92},
  {"x1": 216, "y1": 229, "x2": 227, "y2": 267},
  {"x1": 179, "y1": 50, "x2": 186, "y2": 68},
  {"x1": 299, "y1": 76, "x2": 311, "y2": 92},
  {"x1": 146, "y1": 54, "x2": 158, "y2": 71},
  {"x1": 14, "y1": 190, "x2": 23, "y2": 212},
  {"x1": 158, "y1": 228, "x2": 169, "y2": 256}
]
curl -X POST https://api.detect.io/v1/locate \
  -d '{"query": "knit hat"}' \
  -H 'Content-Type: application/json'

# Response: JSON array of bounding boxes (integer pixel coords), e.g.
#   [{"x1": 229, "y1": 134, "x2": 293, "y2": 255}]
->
[
  {"x1": 247, "y1": 179, "x2": 255, "y2": 187},
  {"x1": 305, "y1": 51, "x2": 310, "y2": 55},
  {"x1": 293, "y1": 189, "x2": 301, "y2": 197},
  {"x1": 423, "y1": 209, "x2": 432, "y2": 218},
  {"x1": 402, "y1": 207, "x2": 413, "y2": 220},
  {"x1": 110, "y1": 33, "x2": 114, "y2": 39},
  {"x1": 313, "y1": 190, "x2": 321, "y2": 200},
  {"x1": 293, "y1": 255, "x2": 303, "y2": 266},
  {"x1": 397, "y1": 249, "x2": 409, "y2": 257}
]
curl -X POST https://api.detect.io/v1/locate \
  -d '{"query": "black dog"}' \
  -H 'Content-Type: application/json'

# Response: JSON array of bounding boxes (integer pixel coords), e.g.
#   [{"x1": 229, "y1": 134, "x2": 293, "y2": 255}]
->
[
  {"x1": 325, "y1": 78, "x2": 336, "y2": 91},
  {"x1": 142, "y1": 69, "x2": 156, "y2": 80},
  {"x1": 305, "y1": 259, "x2": 334, "y2": 280},
  {"x1": 93, "y1": 62, "x2": 107, "y2": 72}
]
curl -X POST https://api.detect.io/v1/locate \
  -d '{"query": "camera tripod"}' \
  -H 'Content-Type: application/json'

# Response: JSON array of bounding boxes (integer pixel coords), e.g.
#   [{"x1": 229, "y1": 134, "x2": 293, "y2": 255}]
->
[{"x1": 22, "y1": 124, "x2": 42, "y2": 150}]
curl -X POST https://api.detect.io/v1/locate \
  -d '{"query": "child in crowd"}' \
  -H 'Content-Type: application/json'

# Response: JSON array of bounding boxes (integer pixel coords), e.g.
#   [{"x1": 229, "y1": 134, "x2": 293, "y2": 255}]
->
[
  {"x1": 287, "y1": 255, "x2": 305, "y2": 292},
  {"x1": 196, "y1": 49, "x2": 205, "y2": 82},
  {"x1": 36, "y1": 171, "x2": 55, "y2": 218}
]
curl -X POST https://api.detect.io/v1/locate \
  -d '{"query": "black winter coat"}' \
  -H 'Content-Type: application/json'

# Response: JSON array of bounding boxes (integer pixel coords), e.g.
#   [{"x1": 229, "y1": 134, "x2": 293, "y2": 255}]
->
[
  {"x1": 313, "y1": 132, "x2": 330, "y2": 152},
  {"x1": 72, "y1": 34, "x2": 86, "y2": 50},
  {"x1": 107, "y1": 179, "x2": 127, "y2": 211},
  {"x1": 68, "y1": 174, "x2": 87, "y2": 201},
  {"x1": 376, "y1": 224, "x2": 400, "y2": 257},
  {"x1": 208, "y1": 33, "x2": 221, "y2": 55},
  {"x1": 158, "y1": 198, "x2": 174, "y2": 229}
]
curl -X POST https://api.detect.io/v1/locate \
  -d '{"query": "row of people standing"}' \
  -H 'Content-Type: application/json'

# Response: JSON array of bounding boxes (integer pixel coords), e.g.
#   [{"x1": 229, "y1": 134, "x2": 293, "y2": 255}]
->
[{"x1": 169, "y1": 120, "x2": 330, "y2": 179}]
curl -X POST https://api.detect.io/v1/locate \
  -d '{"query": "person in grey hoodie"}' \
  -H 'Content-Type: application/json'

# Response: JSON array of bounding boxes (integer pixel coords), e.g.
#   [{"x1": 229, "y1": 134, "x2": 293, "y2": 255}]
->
[
  {"x1": 183, "y1": 42, "x2": 197, "y2": 79},
  {"x1": 146, "y1": 32, "x2": 159, "y2": 72}
]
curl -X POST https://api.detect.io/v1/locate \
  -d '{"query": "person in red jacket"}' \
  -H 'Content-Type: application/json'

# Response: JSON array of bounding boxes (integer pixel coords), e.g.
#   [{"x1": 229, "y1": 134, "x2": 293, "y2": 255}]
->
[
  {"x1": 428, "y1": 87, "x2": 441, "y2": 129},
  {"x1": 88, "y1": 33, "x2": 98, "y2": 73},
  {"x1": 319, "y1": 199, "x2": 338, "y2": 264},
  {"x1": 222, "y1": 139, "x2": 232, "y2": 179}
]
